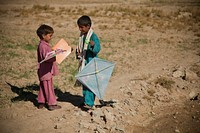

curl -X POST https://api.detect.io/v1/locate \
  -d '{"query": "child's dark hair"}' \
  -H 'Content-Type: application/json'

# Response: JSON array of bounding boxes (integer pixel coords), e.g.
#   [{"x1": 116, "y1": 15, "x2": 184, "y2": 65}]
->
[
  {"x1": 36, "y1": 24, "x2": 54, "y2": 39},
  {"x1": 77, "y1": 15, "x2": 92, "y2": 26}
]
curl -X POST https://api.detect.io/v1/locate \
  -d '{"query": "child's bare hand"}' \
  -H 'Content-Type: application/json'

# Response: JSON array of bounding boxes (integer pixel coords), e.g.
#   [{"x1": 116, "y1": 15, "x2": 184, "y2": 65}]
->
[
  {"x1": 55, "y1": 48, "x2": 63, "y2": 54},
  {"x1": 89, "y1": 41, "x2": 94, "y2": 46}
]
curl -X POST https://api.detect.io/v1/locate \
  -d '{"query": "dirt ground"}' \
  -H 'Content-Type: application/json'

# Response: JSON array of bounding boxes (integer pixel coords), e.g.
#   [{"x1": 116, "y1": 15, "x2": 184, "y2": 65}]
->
[{"x1": 0, "y1": 0, "x2": 200, "y2": 133}]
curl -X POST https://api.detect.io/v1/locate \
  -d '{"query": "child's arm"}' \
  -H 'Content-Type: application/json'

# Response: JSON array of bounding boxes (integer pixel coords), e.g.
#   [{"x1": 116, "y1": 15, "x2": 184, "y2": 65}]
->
[
  {"x1": 88, "y1": 34, "x2": 101, "y2": 54},
  {"x1": 38, "y1": 44, "x2": 56, "y2": 63},
  {"x1": 41, "y1": 50, "x2": 56, "y2": 63}
]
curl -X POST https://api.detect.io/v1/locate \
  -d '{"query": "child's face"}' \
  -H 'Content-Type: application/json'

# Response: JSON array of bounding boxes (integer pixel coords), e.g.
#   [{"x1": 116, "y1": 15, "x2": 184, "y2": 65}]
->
[
  {"x1": 78, "y1": 25, "x2": 90, "y2": 35},
  {"x1": 42, "y1": 33, "x2": 53, "y2": 43}
]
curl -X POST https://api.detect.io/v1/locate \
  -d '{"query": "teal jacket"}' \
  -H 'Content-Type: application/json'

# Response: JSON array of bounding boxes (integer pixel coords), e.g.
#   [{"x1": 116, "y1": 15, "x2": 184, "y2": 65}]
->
[{"x1": 84, "y1": 32, "x2": 101, "y2": 64}]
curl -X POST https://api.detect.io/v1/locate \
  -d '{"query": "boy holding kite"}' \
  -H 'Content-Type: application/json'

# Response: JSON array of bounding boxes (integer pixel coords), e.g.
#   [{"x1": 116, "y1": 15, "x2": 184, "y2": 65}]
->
[{"x1": 76, "y1": 15, "x2": 101, "y2": 109}]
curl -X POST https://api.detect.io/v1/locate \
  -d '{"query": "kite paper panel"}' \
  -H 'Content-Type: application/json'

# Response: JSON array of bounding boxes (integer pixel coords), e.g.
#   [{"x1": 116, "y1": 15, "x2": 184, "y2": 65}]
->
[
  {"x1": 75, "y1": 58, "x2": 115, "y2": 100},
  {"x1": 52, "y1": 38, "x2": 71, "y2": 64}
]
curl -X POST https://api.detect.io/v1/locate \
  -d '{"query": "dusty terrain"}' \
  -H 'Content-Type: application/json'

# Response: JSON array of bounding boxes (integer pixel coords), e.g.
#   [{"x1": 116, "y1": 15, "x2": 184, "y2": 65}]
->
[{"x1": 0, "y1": 0, "x2": 200, "y2": 133}]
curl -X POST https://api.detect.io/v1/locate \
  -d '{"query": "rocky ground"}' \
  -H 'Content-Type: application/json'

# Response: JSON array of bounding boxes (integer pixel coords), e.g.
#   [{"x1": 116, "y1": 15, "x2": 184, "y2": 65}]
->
[{"x1": 0, "y1": 0, "x2": 200, "y2": 133}]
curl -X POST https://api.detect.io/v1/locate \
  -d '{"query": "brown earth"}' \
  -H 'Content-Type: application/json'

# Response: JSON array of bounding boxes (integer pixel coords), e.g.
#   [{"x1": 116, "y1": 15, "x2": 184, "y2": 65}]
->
[{"x1": 0, "y1": 0, "x2": 200, "y2": 133}]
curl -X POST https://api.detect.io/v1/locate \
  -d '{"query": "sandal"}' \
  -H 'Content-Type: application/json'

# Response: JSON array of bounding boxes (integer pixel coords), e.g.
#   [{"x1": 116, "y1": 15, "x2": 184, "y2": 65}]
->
[
  {"x1": 38, "y1": 103, "x2": 45, "y2": 109},
  {"x1": 48, "y1": 105, "x2": 61, "y2": 111}
]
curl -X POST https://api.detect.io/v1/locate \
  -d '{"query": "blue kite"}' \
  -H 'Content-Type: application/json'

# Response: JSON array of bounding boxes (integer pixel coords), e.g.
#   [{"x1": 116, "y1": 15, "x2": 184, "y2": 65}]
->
[{"x1": 75, "y1": 57, "x2": 115, "y2": 100}]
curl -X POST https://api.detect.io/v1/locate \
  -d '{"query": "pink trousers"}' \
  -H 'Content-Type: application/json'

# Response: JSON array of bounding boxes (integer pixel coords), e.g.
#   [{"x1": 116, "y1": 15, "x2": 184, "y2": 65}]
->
[{"x1": 38, "y1": 78, "x2": 57, "y2": 105}]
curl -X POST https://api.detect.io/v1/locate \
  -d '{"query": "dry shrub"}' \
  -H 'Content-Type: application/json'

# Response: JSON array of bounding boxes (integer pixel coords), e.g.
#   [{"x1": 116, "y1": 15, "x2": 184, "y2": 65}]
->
[
  {"x1": 147, "y1": 88, "x2": 156, "y2": 96},
  {"x1": 88, "y1": 9, "x2": 99, "y2": 16},
  {"x1": 98, "y1": 24, "x2": 108, "y2": 30},
  {"x1": 155, "y1": 77, "x2": 175, "y2": 89},
  {"x1": 32, "y1": 4, "x2": 55, "y2": 11},
  {"x1": 11, "y1": 4, "x2": 55, "y2": 17},
  {"x1": 137, "y1": 38, "x2": 149, "y2": 44}
]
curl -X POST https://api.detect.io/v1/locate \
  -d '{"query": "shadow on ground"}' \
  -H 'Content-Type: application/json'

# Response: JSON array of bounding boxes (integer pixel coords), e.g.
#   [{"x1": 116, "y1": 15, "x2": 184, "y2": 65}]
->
[
  {"x1": 6, "y1": 82, "x2": 38, "y2": 107},
  {"x1": 6, "y1": 82, "x2": 83, "y2": 108},
  {"x1": 54, "y1": 88, "x2": 83, "y2": 106},
  {"x1": 6, "y1": 82, "x2": 117, "y2": 112}
]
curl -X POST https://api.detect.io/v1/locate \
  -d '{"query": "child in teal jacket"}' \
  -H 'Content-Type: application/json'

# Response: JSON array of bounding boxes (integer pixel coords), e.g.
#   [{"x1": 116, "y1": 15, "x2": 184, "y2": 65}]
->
[{"x1": 76, "y1": 15, "x2": 101, "y2": 108}]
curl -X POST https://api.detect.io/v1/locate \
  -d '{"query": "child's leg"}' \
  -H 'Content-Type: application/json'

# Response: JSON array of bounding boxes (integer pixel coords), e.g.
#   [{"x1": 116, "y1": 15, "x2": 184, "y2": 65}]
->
[
  {"x1": 38, "y1": 81, "x2": 46, "y2": 104},
  {"x1": 42, "y1": 79, "x2": 57, "y2": 105},
  {"x1": 83, "y1": 85, "x2": 95, "y2": 107}
]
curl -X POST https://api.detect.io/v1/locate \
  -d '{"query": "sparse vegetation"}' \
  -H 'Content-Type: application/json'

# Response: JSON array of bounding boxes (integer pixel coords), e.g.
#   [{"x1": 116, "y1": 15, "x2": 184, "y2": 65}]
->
[
  {"x1": 137, "y1": 38, "x2": 149, "y2": 44},
  {"x1": 23, "y1": 44, "x2": 37, "y2": 51},
  {"x1": 155, "y1": 77, "x2": 175, "y2": 89}
]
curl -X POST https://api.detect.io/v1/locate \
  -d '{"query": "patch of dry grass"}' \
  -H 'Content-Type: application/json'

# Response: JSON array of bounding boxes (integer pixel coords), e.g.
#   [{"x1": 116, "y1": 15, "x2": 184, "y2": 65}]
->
[
  {"x1": 4, "y1": 3, "x2": 199, "y2": 33},
  {"x1": 155, "y1": 77, "x2": 175, "y2": 89}
]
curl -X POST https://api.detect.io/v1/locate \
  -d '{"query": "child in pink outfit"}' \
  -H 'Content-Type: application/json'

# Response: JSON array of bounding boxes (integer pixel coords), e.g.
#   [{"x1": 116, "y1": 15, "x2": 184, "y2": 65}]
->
[{"x1": 36, "y1": 24, "x2": 61, "y2": 111}]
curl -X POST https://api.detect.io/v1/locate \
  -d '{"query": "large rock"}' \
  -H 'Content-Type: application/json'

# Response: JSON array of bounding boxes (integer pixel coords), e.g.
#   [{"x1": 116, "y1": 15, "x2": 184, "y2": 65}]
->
[
  {"x1": 185, "y1": 69, "x2": 199, "y2": 81},
  {"x1": 172, "y1": 67, "x2": 186, "y2": 79}
]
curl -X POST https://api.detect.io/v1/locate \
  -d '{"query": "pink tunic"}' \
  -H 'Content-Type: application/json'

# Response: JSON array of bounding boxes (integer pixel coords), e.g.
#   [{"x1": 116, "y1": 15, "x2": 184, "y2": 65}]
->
[{"x1": 37, "y1": 40, "x2": 59, "y2": 81}]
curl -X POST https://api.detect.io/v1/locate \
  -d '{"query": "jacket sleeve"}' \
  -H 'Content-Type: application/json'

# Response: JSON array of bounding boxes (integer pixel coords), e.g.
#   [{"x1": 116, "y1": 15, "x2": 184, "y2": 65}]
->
[
  {"x1": 88, "y1": 33, "x2": 101, "y2": 55},
  {"x1": 41, "y1": 45, "x2": 56, "y2": 63}
]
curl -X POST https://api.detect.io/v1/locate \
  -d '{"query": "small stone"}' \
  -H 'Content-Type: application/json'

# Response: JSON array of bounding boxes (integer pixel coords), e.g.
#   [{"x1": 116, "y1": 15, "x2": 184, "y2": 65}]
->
[
  {"x1": 192, "y1": 116, "x2": 196, "y2": 119},
  {"x1": 54, "y1": 125, "x2": 58, "y2": 129},
  {"x1": 175, "y1": 129, "x2": 180, "y2": 133},
  {"x1": 189, "y1": 91, "x2": 199, "y2": 100}
]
